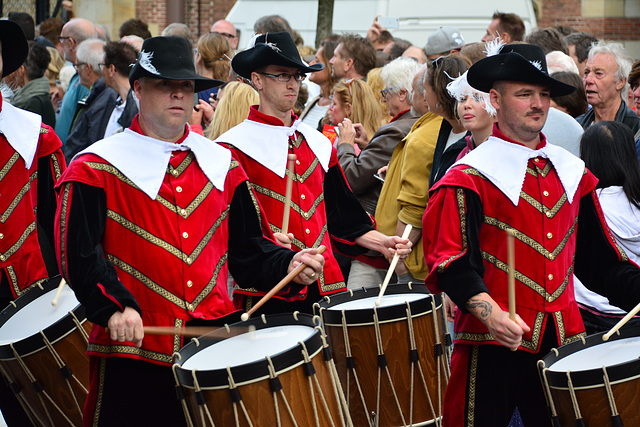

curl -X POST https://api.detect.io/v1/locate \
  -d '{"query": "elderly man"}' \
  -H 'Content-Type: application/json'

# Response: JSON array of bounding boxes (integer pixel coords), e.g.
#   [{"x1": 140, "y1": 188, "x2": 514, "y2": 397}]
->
[
  {"x1": 576, "y1": 41, "x2": 639, "y2": 135},
  {"x1": 217, "y1": 32, "x2": 411, "y2": 313},
  {"x1": 375, "y1": 65, "x2": 443, "y2": 283},
  {"x1": 0, "y1": 20, "x2": 66, "y2": 425},
  {"x1": 211, "y1": 19, "x2": 238, "y2": 50},
  {"x1": 55, "y1": 36, "x2": 324, "y2": 426},
  {"x1": 329, "y1": 33, "x2": 377, "y2": 80},
  {"x1": 481, "y1": 11, "x2": 525, "y2": 43},
  {"x1": 424, "y1": 43, "x2": 640, "y2": 426},
  {"x1": 336, "y1": 57, "x2": 421, "y2": 285},
  {"x1": 55, "y1": 18, "x2": 97, "y2": 144},
  {"x1": 64, "y1": 40, "x2": 138, "y2": 161}
]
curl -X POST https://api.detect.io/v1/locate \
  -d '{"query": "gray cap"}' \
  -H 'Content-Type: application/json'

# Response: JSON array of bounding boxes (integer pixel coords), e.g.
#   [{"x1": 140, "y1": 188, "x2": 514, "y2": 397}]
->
[{"x1": 424, "y1": 27, "x2": 465, "y2": 56}]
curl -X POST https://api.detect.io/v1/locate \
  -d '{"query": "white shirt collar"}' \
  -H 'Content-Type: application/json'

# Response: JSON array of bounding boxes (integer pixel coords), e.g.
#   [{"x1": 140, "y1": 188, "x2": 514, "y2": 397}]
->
[
  {"x1": 75, "y1": 127, "x2": 231, "y2": 199},
  {"x1": 0, "y1": 102, "x2": 42, "y2": 169},
  {"x1": 453, "y1": 136, "x2": 585, "y2": 206},
  {"x1": 214, "y1": 118, "x2": 331, "y2": 177}
]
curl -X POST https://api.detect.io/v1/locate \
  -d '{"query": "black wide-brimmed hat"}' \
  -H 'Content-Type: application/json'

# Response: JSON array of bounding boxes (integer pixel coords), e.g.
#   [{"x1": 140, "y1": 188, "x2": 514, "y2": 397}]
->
[
  {"x1": 232, "y1": 32, "x2": 323, "y2": 79},
  {"x1": 467, "y1": 43, "x2": 576, "y2": 97},
  {"x1": 129, "y1": 36, "x2": 222, "y2": 92},
  {"x1": 0, "y1": 20, "x2": 28, "y2": 78}
]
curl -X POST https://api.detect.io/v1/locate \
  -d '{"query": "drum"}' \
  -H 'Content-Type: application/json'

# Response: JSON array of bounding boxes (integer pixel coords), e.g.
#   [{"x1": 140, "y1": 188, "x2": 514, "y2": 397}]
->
[
  {"x1": 172, "y1": 313, "x2": 350, "y2": 427},
  {"x1": 0, "y1": 278, "x2": 91, "y2": 426},
  {"x1": 538, "y1": 326, "x2": 640, "y2": 426},
  {"x1": 314, "y1": 284, "x2": 450, "y2": 427}
]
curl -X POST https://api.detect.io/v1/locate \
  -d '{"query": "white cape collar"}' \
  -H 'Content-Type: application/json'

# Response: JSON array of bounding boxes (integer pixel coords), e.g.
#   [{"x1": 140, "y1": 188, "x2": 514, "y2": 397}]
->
[
  {"x1": 75, "y1": 128, "x2": 231, "y2": 199},
  {"x1": 0, "y1": 102, "x2": 42, "y2": 169},
  {"x1": 215, "y1": 118, "x2": 331, "y2": 177},
  {"x1": 453, "y1": 136, "x2": 584, "y2": 206}
]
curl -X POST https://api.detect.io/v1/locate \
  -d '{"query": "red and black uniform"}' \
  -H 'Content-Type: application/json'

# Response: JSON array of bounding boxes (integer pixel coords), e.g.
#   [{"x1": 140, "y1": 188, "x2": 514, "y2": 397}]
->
[
  {"x1": 423, "y1": 125, "x2": 640, "y2": 426},
  {"x1": 218, "y1": 107, "x2": 375, "y2": 313},
  {"x1": 56, "y1": 117, "x2": 300, "y2": 426}
]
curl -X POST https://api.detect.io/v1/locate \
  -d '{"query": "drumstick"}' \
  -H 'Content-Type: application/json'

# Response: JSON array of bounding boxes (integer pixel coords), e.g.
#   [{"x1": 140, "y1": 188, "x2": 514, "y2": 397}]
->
[
  {"x1": 240, "y1": 245, "x2": 326, "y2": 321},
  {"x1": 143, "y1": 325, "x2": 254, "y2": 339},
  {"x1": 507, "y1": 228, "x2": 517, "y2": 352},
  {"x1": 603, "y1": 301, "x2": 640, "y2": 341},
  {"x1": 51, "y1": 277, "x2": 67, "y2": 306},
  {"x1": 375, "y1": 224, "x2": 412, "y2": 307},
  {"x1": 281, "y1": 154, "x2": 297, "y2": 234}
]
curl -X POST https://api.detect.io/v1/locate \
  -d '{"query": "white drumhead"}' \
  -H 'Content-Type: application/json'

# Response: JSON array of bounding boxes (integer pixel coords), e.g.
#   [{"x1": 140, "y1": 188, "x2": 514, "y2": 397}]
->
[
  {"x1": 328, "y1": 293, "x2": 425, "y2": 311},
  {"x1": 181, "y1": 324, "x2": 316, "y2": 370},
  {"x1": 0, "y1": 285, "x2": 79, "y2": 345},
  {"x1": 548, "y1": 336, "x2": 640, "y2": 372}
]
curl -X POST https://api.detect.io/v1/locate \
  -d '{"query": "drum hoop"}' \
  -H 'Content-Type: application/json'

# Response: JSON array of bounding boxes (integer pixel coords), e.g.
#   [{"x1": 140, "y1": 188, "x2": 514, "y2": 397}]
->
[
  {"x1": 539, "y1": 326, "x2": 640, "y2": 388},
  {"x1": 0, "y1": 277, "x2": 86, "y2": 360},
  {"x1": 314, "y1": 284, "x2": 441, "y2": 325},
  {"x1": 546, "y1": 372, "x2": 640, "y2": 392},
  {"x1": 173, "y1": 313, "x2": 324, "y2": 389}
]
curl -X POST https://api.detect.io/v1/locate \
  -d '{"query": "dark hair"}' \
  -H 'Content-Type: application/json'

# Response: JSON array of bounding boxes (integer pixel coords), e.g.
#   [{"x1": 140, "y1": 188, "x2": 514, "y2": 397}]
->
[
  {"x1": 427, "y1": 55, "x2": 471, "y2": 120},
  {"x1": 24, "y1": 41, "x2": 50, "y2": 81},
  {"x1": 493, "y1": 11, "x2": 525, "y2": 42},
  {"x1": 550, "y1": 71, "x2": 588, "y2": 117},
  {"x1": 629, "y1": 60, "x2": 640, "y2": 90},
  {"x1": 319, "y1": 36, "x2": 340, "y2": 90},
  {"x1": 387, "y1": 38, "x2": 412, "y2": 60},
  {"x1": 104, "y1": 41, "x2": 138, "y2": 78},
  {"x1": 554, "y1": 25, "x2": 576, "y2": 37},
  {"x1": 563, "y1": 32, "x2": 598, "y2": 63},
  {"x1": 9, "y1": 12, "x2": 34, "y2": 40},
  {"x1": 338, "y1": 33, "x2": 376, "y2": 77},
  {"x1": 38, "y1": 17, "x2": 64, "y2": 46},
  {"x1": 253, "y1": 15, "x2": 293, "y2": 36},
  {"x1": 525, "y1": 27, "x2": 569, "y2": 55},
  {"x1": 580, "y1": 121, "x2": 640, "y2": 209},
  {"x1": 119, "y1": 18, "x2": 151, "y2": 39}
]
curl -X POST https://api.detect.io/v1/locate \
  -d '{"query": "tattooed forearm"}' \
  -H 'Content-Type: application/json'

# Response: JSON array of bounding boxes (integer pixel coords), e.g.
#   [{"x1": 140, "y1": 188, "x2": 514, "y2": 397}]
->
[{"x1": 466, "y1": 297, "x2": 492, "y2": 320}]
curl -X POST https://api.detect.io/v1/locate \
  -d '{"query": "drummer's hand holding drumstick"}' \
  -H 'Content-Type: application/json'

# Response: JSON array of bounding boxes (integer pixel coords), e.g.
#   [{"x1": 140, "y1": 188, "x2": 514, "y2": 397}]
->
[
  {"x1": 465, "y1": 293, "x2": 530, "y2": 350},
  {"x1": 355, "y1": 230, "x2": 412, "y2": 261},
  {"x1": 288, "y1": 248, "x2": 325, "y2": 285},
  {"x1": 108, "y1": 307, "x2": 144, "y2": 348},
  {"x1": 444, "y1": 294, "x2": 458, "y2": 323},
  {"x1": 272, "y1": 232, "x2": 295, "y2": 249}
]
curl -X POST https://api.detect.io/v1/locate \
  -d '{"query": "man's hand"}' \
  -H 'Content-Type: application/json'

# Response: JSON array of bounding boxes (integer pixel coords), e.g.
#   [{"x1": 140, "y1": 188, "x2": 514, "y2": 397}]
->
[
  {"x1": 367, "y1": 16, "x2": 384, "y2": 43},
  {"x1": 353, "y1": 123, "x2": 370, "y2": 149},
  {"x1": 273, "y1": 232, "x2": 294, "y2": 249},
  {"x1": 465, "y1": 293, "x2": 531, "y2": 349},
  {"x1": 288, "y1": 248, "x2": 325, "y2": 285},
  {"x1": 377, "y1": 164, "x2": 388, "y2": 176},
  {"x1": 189, "y1": 99, "x2": 214, "y2": 127},
  {"x1": 108, "y1": 307, "x2": 144, "y2": 348},
  {"x1": 444, "y1": 294, "x2": 458, "y2": 322},
  {"x1": 380, "y1": 234, "x2": 412, "y2": 260}
]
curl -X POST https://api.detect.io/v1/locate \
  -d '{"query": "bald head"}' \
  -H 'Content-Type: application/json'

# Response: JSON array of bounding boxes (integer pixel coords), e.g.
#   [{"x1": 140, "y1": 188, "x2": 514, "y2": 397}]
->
[
  {"x1": 60, "y1": 18, "x2": 97, "y2": 62},
  {"x1": 210, "y1": 19, "x2": 238, "y2": 50}
]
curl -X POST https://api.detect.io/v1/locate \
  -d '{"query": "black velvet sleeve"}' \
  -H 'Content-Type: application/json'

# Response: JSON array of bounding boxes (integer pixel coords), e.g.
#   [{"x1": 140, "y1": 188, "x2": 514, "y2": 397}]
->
[
  {"x1": 575, "y1": 192, "x2": 640, "y2": 312},
  {"x1": 437, "y1": 188, "x2": 488, "y2": 312},
  {"x1": 37, "y1": 155, "x2": 61, "y2": 275},
  {"x1": 324, "y1": 163, "x2": 375, "y2": 256},
  {"x1": 227, "y1": 182, "x2": 297, "y2": 293},
  {"x1": 63, "y1": 182, "x2": 141, "y2": 326}
]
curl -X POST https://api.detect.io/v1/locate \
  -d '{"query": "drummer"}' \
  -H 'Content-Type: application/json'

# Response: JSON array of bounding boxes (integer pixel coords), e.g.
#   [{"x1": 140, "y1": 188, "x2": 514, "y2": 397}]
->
[
  {"x1": 216, "y1": 32, "x2": 411, "y2": 314},
  {"x1": 54, "y1": 36, "x2": 324, "y2": 426},
  {"x1": 0, "y1": 21, "x2": 66, "y2": 426},
  {"x1": 423, "y1": 43, "x2": 640, "y2": 426}
]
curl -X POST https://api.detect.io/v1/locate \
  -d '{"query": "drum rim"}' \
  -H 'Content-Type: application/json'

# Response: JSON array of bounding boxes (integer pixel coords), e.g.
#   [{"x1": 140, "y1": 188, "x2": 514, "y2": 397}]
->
[
  {"x1": 538, "y1": 326, "x2": 640, "y2": 388},
  {"x1": 313, "y1": 283, "x2": 441, "y2": 325},
  {"x1": 173, "y1": 313, "x2": 324, "y2": 389},
  {"x1": 0, "y1": 277, "x2": 86, "y2": 360}
]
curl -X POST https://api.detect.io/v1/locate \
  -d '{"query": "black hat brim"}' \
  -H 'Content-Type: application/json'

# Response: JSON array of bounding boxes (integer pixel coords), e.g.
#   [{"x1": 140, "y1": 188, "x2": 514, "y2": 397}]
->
[
  {"x1": 0, "y1": 21, "x2": 28, "y2": 78},
  {"x1": 129, "y1": 66, "x2": 223, "y2": 93},
  {"x1": 468, "y1": 52, "x2": 576, "y2": 98},
  {"x1": 232, "y1": 43, "x2": 323, "y2": 80}
]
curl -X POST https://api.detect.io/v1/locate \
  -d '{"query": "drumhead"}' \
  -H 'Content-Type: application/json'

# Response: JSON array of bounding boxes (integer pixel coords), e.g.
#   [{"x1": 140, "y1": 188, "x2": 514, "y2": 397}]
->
[
  {"x1": 548, "y1": 336, "x2": 640, "y2": 373},
  {"x1": 181, "y1": 324, "x2": 315, "y2": 370},
  {"x1": 0, "y1": 285, "x2": 78, "y2": 345},
  {"x1": 329, "y1": 293, "x2": 424, "y2": 311}
]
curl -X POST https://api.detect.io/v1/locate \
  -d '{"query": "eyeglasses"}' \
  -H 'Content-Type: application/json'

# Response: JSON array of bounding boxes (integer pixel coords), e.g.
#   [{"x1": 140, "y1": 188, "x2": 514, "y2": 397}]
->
[
  {"x1": 73, "y1": 62, "x2": 87, "y2": 70},
  {"x1": 259, "y1": 72, "x2": 306, "y2": 83},
  {"x1": 98, "y1": 63, "x2": 107, "y2": 70},
  {"x1": 193, "y1": 48, "x2": 199, "y2": 57},
  {"x1": 211, "y1": 31, "x2": 237, "y2": 40},
  {"x1": 431, "y1": 56, "x2": 444, "y2": 68},
  {"x1": 380, "y1": 88, "x2": 395, "y2": 99},
  {"x1": 58, "y1": 36, "x2": 74, "y2": 44}
]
